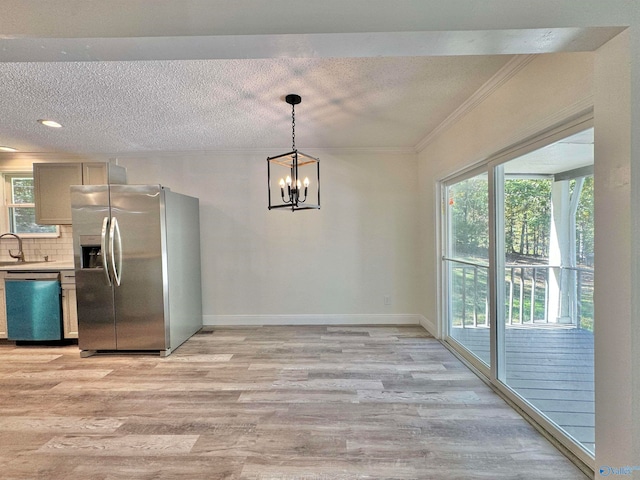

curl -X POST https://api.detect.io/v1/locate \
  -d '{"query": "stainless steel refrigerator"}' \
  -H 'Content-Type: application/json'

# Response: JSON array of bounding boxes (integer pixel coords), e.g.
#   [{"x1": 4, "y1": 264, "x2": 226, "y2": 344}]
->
[{"x1": 71, "y1": 184, "x2": 202, "y2": 356}]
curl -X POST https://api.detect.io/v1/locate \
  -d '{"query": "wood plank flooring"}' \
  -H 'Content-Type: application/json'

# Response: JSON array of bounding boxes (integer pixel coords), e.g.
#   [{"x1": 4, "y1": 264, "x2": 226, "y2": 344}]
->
[{"x1": 0, "y1": 325, "x2": 588, "y2": 479}]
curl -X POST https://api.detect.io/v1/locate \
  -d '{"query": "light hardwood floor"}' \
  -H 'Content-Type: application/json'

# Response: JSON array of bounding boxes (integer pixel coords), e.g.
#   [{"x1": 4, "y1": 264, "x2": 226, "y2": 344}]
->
[{"x1": 0, "y1": 325, "x2": 589, "y2": 479}]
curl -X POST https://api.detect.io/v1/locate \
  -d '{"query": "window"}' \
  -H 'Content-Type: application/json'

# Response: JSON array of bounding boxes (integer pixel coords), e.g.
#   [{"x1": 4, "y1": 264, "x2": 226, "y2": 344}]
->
[{"x1": 3, "y1": 173, "x2": 58, "y2": 236}]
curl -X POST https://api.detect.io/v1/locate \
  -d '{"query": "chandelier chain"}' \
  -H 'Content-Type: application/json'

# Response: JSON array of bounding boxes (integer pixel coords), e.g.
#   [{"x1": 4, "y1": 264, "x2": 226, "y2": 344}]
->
[{"x1": 291, "y1": 103, "x2": 296, "y2": 150}]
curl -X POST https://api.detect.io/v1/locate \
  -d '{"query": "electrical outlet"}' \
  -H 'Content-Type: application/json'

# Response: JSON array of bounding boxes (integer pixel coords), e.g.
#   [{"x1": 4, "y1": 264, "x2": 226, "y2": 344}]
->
[{"x1": 384, "y1": 295, "x2": 391, "y2": 306}]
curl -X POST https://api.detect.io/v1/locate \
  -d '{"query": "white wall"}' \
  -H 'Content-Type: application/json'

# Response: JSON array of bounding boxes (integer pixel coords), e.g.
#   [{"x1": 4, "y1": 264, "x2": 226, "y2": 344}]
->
[
  {"x1": 594, "y1": 30, "x2": 634, "y2": 472},
  {"x1": 631, "y1": 28, "x2": 640, "y2": 480},
  {"x1": 118, "y1": 149, "x2": 421, "y2": 325}
]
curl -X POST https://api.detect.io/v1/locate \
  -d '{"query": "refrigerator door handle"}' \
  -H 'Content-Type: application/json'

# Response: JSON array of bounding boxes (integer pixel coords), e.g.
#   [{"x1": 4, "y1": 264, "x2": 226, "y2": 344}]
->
[
  {"x1": 101, "y1": 216, "x2": 112, "y2": 286},
  {"x1": 110, "y1": 216, "x2": 123, "y2": 287}
]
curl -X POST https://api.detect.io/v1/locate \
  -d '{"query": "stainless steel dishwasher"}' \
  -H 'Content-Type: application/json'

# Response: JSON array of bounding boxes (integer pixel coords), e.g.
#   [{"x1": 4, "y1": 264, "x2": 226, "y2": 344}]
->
[{"x1": 5, "y1": 272, "x2": 62, "y2": 341}]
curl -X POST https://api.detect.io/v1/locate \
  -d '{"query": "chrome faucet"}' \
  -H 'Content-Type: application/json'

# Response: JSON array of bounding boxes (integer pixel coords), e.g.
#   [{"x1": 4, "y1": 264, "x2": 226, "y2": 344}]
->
[{"x1": 0, "y1": 233, "x2": 25, "y2": 263}]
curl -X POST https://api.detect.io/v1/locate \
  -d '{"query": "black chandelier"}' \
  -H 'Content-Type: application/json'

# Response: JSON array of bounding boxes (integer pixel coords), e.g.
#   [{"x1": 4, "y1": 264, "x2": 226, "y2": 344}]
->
[{"x1": 267, "y1": 94, "x2": 320, "y2": 212}]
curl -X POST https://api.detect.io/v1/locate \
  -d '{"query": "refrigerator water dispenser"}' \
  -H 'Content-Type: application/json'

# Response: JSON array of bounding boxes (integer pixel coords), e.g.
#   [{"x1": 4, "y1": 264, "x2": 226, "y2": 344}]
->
[{"x1": 80, "y1": 235, "x2": 103, "y2": 269}]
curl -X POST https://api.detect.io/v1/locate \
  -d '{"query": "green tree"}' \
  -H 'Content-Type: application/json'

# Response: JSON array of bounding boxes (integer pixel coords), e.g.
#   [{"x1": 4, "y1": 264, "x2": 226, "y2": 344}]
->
[
  {"x1": 11, "y1": 178, "x2": 34, "y2": 204},
  {"x1": 575, "y1": 176, "x2": 594, "y2": 266},
  {"x1": 450, "y1": 175, "x2": 488, "y2": 260},
  {"x1": 504, "y1": 178, "x2": 551, "y2": 258}
]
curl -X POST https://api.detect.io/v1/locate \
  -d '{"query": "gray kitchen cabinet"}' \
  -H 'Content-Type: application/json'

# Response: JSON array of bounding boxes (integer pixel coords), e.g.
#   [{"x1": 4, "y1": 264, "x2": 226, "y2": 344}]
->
[
  {"x1": 0, "y1": 271, "x2": 6, "y2": 339},
  {"x1": 34, "y1": 163, "x2": 82, "y2": 225},
  {"x1": 82, "y1": 162, "x2": 126, "y2": 186},
  {"x1": 61, "y1": 270, "x2": 78, "y2": 339},
  {"x1": 34, "y1": 162, "x2": 127, "y2": 225}
]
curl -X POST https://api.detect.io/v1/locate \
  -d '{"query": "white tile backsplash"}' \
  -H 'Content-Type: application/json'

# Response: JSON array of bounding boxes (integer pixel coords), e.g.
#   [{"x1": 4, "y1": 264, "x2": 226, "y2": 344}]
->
[{"x1": 0, "y1": 225, "x2": 74, "y2": 263}]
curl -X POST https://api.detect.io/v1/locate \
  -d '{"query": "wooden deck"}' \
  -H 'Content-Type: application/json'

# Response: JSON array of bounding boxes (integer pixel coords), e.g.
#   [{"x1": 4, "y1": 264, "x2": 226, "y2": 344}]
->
[{"x1": 450, "y1": 325, "x2": 595, "y2": 453}]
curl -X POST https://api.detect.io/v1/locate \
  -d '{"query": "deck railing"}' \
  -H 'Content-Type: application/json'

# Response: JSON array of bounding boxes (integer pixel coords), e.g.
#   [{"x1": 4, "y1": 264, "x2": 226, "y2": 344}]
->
[{"x1": 445, "y1": 258, "x2": 594, "y2": 330}]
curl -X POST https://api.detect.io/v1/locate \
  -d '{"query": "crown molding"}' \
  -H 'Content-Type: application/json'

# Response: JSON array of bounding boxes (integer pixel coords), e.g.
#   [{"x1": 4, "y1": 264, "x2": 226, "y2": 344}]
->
[
  {"x1": 302, "y1": 146, "x2": 417, "y2": 156},
  {"x1": 108, "y1": 146, "x2": 417, "y2": 158},
  {"x1": 0, "y1": 146, "x2": 417, "y2": 164},
  {"x1": 414, "y1": 54, "x2": 537, "y2": 153}
]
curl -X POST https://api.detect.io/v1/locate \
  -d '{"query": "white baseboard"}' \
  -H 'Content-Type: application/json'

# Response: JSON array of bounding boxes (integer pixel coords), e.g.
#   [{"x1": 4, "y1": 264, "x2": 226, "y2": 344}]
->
[
  {"x1": 418, "y1": 315, "x2": 437, "y2": 337},
  {"x1": 203, "y1": 314, "x2": 423, "y2": 327}
]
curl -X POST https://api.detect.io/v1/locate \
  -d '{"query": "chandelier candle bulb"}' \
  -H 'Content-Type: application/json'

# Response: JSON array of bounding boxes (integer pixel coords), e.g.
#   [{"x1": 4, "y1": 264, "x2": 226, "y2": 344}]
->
[{"x1": 303, "y1": 177, "x2": 310, "y2": 197}]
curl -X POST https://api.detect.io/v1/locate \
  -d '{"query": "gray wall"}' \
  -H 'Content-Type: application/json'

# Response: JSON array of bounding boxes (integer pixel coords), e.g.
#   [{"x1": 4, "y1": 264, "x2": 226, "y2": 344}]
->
[{"x1": 119, "y1": 149, "x2": 421, "y2": 325}]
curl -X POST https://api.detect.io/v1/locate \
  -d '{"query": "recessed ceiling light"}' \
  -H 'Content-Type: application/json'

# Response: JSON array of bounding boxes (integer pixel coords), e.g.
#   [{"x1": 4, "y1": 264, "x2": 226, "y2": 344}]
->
[
  {"x1": 0, "y1": 146, "x2": 18, "y2": 152},
  {"x1": 37, "y1": 119, "x2": 63, "y2": 128}
]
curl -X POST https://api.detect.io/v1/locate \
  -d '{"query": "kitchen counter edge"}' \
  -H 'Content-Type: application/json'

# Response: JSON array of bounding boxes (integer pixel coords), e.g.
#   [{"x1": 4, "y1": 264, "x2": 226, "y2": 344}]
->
[{"x1": 0, "y1": 261, "x2": 74, "y2": 272}]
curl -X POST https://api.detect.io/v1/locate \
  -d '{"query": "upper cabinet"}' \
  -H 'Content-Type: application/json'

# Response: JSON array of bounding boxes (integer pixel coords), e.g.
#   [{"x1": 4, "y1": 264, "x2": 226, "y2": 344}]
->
[
  {"x1": 34, "y1": 162, "x2": 127, "y2": 225},
  {"x1": 82, "y1": 162, "x2": 126, "y2": 186},
  {"x1": 34, "y1": 163, "x2": 82, "y2": 225}
]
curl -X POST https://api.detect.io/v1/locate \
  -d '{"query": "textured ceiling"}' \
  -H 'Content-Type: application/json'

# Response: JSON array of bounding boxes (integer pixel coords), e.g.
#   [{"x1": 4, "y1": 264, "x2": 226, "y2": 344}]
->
[
  {"x1": 0, "y1": 56, "x2": 513, "y2": 154},
  {"x1": 0, "y1": 1, "x2": 624, "y2": 156}
]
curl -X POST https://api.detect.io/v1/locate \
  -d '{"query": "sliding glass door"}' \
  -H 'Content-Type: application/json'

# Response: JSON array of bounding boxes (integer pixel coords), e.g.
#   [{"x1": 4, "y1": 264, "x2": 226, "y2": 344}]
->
[
  {"x1": 443, "y1": 170, "x2": 490, "y2": 368},
  {"x1": 442, "y1": 125, "x2": 595, "y2": 458},
  {"x1": 497, "y1": 128, "x2": 595, "y2": 455}
]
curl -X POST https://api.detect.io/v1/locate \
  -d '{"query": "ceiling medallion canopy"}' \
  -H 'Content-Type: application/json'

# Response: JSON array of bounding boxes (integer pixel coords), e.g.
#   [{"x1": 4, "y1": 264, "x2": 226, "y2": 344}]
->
[{"x1": 267, "y1": 94, "x2": 320, "y2": 212}]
